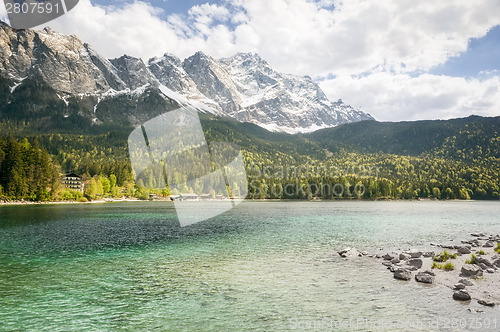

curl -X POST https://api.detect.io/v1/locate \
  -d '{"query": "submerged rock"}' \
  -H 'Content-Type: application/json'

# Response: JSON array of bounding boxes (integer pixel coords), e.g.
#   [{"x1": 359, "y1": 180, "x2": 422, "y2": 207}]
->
[
  {"x1": 457, "y1": 247, "x2": 471, "y2": 254},
  {"x1": 477, "y1": 263, "x2": 489, "y2": 270},
  {"x1": 399, "y1": 253, "x2": 411, "y2": 260},
  {"x1": 394, "y1": 269, "x2": 412, "y2": 281},
  {"x1": 423, "y1": 251, "x2": 435, "y2": 258},
  {"x1": 391, "y1": 258, "x2": 401, "y2": 264},
  {"x1": 407, "y1": 259, "x2": 423, "y2": 269},
  {"x1": 453, "y1": 290, "x2": 471, "y2": 301},
  {"x1": 460, "y1": 265, "x2": 483, "y2": 278},
  {"x1": 338, "y1": 247, "x2": 363, "y2": 258},
  {"x1": 475, "y1": 256, "x2": 493, "y2": 268},
  {"x1": 407, "y1": 250, "x2": 423, "y2": 258},
  {"x1": 478, "y1": 299, "x2": 495, "y2": 307},
  {"x1": 458, "y1": 279, "x2": 474, "y2": 286},
  {"x1": 415, "y1": 272, "x2": 434, "y2": 284},
  {"x1": 383, "y1": 253, "x2": 396, "y2": 260}
]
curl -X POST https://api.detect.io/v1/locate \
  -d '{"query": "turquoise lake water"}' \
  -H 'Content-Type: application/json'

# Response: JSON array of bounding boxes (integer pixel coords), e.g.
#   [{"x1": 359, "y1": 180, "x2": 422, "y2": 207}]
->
[{"x1": 1, "y1": 201, "x2": 500, "y2": 331}]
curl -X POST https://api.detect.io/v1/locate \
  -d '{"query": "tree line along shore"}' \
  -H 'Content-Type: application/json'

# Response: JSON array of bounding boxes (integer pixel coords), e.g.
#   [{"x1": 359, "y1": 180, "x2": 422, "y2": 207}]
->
[{"x1": 1, "y1": 133, "x2": 499, "y2": 203}]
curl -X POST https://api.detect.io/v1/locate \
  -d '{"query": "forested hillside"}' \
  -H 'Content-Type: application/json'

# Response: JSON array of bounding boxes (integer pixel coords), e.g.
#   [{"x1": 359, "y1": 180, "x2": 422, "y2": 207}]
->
[
  {"x1": 0, "y1": 135, "x2": 58, "y2": 201},
  {"x1": 306, "y1": 116, "x2": 500, "y2": 161},
  {"x1": 0, "y1": 112, "x2": 499, "y2": 202}
]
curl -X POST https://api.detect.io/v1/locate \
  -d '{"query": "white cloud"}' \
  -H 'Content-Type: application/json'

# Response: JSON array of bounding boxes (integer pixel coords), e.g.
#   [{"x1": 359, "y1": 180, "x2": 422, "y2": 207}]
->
[
  {"x1": 188, "y1": 3, "x2": 230, "y2": 24},
  {"x1": 42, "y1": 0, "x2": 180, "y2": 60},
  {"x1": 44, "y1": 0, "x2": 500, "y2": 75},
  {"x1": 319, "y1": 73, "x2": 500, "y2": 121},
  {"x1": 32, "y1": 0, "x2": 500, "y2": 120}
]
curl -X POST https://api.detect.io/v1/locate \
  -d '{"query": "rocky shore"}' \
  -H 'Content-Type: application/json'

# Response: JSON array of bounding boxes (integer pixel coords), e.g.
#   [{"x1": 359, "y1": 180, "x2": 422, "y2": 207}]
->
[{"x1": 338, "y1": 233, "x2": 500, "y2": 309}]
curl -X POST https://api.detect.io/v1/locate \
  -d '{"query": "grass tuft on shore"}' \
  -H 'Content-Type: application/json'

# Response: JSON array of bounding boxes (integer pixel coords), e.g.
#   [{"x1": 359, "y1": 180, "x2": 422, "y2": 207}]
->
[
  {"x1": 433, "y1": 250, "x2": 457, "y2": 262},
  {"x1": 432, "y1": 261, "x2": 455, "y2": 270},
  {"x1": 465, "y1": 254, "x2": 476, "y2": 264}
]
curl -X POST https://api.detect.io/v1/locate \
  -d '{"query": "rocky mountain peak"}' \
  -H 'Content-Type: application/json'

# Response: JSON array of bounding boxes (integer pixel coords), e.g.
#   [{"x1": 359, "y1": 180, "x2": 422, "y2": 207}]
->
[
  {"x1": 109, "y1": 55, "x2": 158, "y2": 90},
  {"x1": 183, "y1": 51, "x2": 242, "y2": 115},
  {"x1": 0, "y1": 23, "x2": 113, "y2": 94}
]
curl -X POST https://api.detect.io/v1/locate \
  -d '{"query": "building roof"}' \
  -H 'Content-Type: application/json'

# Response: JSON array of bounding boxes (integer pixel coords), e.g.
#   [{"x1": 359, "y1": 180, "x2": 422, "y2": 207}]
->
[{"x1": 65, "y1": 173, "x2": 81, "y2": 179}]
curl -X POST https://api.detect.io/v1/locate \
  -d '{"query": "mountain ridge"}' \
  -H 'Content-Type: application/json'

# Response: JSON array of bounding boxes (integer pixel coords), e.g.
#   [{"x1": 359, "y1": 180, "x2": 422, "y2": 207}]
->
[{"x1": 0, "y1": 23, "x2": 373, "y2": 133}]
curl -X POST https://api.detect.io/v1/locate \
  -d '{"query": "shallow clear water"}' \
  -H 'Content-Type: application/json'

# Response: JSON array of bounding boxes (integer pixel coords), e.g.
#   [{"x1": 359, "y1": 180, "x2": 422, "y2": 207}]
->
[{"x1": 1, "y1": 201, "x2": 499, "y2": 331}]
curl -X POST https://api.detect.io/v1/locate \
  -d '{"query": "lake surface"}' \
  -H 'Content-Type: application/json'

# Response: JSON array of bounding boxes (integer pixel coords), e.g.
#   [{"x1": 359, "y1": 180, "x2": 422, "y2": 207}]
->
[{"x1": 1, "y1": 201, "x2": 500, "y2": 331}]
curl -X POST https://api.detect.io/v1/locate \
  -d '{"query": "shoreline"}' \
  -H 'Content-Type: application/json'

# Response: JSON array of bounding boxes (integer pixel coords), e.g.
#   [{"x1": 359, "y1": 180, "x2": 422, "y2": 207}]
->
[
  {"x1": 0, "y1": 197, "x2": 493, "y2": 206},
  {"x1": 0, "y1": 198, "x2": 145, "y2": 206},
  {"x1": 339, "y1": 234, "x2": 500, "y2": 310}
]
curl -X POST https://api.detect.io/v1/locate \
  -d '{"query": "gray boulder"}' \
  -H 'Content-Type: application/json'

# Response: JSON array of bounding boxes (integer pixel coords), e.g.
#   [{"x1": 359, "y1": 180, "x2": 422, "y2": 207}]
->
[
  {"x1": 406, "y1": 265, "x2": 419, "y2": 271},
  {"x1": 415, "y1": 272, "x2": 434, "y2": 284},
  {"x1": 477, "y1": 263, "x2": 489, "y2": 270},
  {"x1": 458, "y1": 247, "x2": 471, "y2": 254},
  {"x1": 475, "y1": 256, "x2": 493, "y2": 267},
  {"x1": 453, "y1": 290, "x2": 471, "y2": 301},
  {"x1": 458, "y1": 279, "x2": 474, "y2": 286},
  {"x1": 399, "y1": 253, "x2": 411, "y2": 260},
  {"x1": 391, "y1": 258, "x2": 401, "y2": 264},
  {"x1": 422, "y1": 270, "x2": 436, "y2": 276},
  {"x1": 383, "y1": 253, "x2": 396, "y2": 260},
  {"x1": 407, "y1": 259, "x2": 423, "y2": 269},
  {"x1": 486, "y1": 268, "x2": 495, "y2": 274},
  {"x1": 394, "y1": 269, "x2": 412, "y2": 281},
  {"x1": 484, "y1": 241, "x2": 494, "y2": 248},
  {"x1": 423, "y1": 251, "x2": 435, "y2": 258},
  {"x1": 454, "y1": 283, "x2": 466, "y2": 290},
  {"x1": 407, "y1": 250, "x2": 423, "y2": 258},
  {"x1": 460, "y1": 265, "x2": 483, "y2": 278}
]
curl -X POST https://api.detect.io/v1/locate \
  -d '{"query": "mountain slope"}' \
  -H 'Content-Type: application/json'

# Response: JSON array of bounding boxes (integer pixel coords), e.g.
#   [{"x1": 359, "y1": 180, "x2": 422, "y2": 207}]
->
[{"x1": 306, "y1": 115, "x2": 500, "y2": 161}]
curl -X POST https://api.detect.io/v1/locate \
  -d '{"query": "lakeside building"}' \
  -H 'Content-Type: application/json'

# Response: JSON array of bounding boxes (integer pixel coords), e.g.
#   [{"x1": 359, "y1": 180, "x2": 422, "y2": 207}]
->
[{"x1": 62, "y1": 173, "x2": 84, "y2": 193}]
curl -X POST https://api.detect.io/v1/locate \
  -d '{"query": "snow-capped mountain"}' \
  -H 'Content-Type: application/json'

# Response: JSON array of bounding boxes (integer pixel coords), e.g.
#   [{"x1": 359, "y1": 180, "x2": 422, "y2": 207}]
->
[
  {"x1": 218, "y1": 52, "x2": 371, "y2": 133},
  {"x1": 0, "y1": 23, "x2": 374, "y2": 133}
]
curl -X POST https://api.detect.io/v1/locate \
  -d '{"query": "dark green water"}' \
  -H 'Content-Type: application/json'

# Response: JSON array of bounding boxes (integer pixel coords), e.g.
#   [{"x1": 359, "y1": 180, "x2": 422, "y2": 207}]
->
[{"x1": 1, "y1": 201, "x2": 499, "y2": 331}]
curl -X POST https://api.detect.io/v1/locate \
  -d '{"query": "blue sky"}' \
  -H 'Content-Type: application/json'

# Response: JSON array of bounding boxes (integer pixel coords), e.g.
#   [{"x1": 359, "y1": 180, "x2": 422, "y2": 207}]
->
[
  {"x1": 9, "y1": 0, "x2": 499, "y2": 121},
  {"x1": 431, "y1": 25, "x2": 500, "y2": 78},
  {"x1": 92, "y1": 0, "x2": 210, "y2": 17}
]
